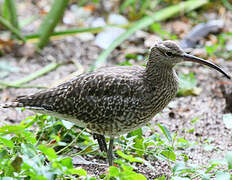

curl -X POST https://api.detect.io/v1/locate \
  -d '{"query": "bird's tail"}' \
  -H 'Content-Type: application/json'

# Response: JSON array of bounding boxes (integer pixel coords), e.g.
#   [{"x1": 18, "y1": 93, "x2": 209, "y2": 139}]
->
[
  {"x1": 1, "y1": 101, "x2": 24, "y2": 108},
  {"x1": 1, "y1": 95, "x2": 35, "y2": 109}
]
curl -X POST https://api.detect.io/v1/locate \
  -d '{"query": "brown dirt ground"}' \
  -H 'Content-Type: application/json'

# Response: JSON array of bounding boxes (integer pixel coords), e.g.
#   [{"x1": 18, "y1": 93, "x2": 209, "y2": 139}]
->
[{"x1": 1, "y1": 1, "x2": 232, "y2": 179}]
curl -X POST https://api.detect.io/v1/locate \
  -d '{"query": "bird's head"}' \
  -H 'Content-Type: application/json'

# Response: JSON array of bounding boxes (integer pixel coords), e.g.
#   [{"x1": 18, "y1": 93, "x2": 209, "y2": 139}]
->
[{"x1": 149, "y1": 40, "x2": 230, "y2": 79}]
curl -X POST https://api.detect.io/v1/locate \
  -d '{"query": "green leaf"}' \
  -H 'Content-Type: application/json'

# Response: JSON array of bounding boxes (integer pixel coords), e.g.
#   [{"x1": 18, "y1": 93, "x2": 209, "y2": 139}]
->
[
  {"x1": 116, "y1": 150, "x2": 144, "y2": 163},
  {"x1": 161, "y1": 150, "x2": 176, "y2": 161},
  {"x1": 0, "y1": 136, "x2": 14, "y2": 149},
  {"x1": 127, "y1": 128, "x2": 143, "y2": 138},
  {"x1": 62, "y1": 120, "x2": 74, "y2": 129},
  {"x1": 177, "y1": 73, "x2": 200, "y2": 96},
  {"x1": 127, "y1": 173, "x2": 147, "y2": 180},
  {"x1": 223, "y1": 114, "x2": 232, "y2": 129},
  {"x1": 60, "y1": 157, "x2": 73, "y2": 169},
  {"x1": 177, "y1": 138, "x2": 190, "y2": 149},
  {"x1": 109, "y1": 166, "x2": 120, "y2": 177},
  {"x1": 21, "y1": 143, "x2": 37, "y2": 159},
  {"x1": 0, "y1": 124, "x2": 25, "y2": 135},
  {"x1": 68, "y1": 168, "x2": 87, "y2": 176},
  {"x1": 133, "y1": 137, "x2": 145, "y2": 157},
  {"x1": 154, "y1": 176, "x2": 166, "y2": 180},
  {"x1": 38, "y1": 144, "x2": 57, "y2": 161},
  {"x1": 172, "y1": 161, "x2": 185, "y2": 175},
  {"x1": 191, "y1": 117, "x2": 200, "y2": 124},
  {"x1": 157, "y1": 123, "x2": 172, "y2": 143},
  {"x1": 225, "y1": 151, "x2": 232, "y2": 169}
]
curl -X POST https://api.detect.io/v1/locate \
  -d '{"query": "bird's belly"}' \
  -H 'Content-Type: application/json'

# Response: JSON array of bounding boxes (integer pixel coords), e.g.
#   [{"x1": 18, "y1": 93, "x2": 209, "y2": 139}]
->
[{"x1": 86, "y1": 111, "x2": 154, "y2": 137}]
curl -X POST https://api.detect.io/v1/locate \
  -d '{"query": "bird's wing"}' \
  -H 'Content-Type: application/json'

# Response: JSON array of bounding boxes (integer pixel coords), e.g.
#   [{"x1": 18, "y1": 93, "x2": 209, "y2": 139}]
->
[{"x1": 4, "y1": 66, "x2": 150, "y2": 123}]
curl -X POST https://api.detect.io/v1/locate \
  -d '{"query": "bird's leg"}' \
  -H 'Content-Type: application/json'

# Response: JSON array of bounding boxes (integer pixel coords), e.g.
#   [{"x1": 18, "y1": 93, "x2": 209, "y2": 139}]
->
[
  {"x1": 107, "y1": 137, "x2": 114, "y2": 166},
  {"x1": 93, "y1": 133, "x2": 107, "y2": 153}
]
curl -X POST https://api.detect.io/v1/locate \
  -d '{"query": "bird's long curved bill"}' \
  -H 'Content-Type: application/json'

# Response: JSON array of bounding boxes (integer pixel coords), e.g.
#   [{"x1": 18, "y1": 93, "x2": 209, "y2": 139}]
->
[{"x1": 183, "y1": 54, "x2": 230, "y2": 79}]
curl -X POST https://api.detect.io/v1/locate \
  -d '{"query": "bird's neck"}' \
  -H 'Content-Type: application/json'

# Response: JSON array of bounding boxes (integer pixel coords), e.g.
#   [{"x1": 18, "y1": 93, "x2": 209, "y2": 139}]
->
[{"x1": 144, "y1": 62, "x2": 178, "y2": 85}]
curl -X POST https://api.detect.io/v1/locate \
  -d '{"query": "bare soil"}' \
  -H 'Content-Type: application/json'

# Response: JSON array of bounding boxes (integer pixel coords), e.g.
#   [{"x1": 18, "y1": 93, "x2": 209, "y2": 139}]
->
[{"x1": 0, "y1": 1, "x2": 232, "y2": 179}]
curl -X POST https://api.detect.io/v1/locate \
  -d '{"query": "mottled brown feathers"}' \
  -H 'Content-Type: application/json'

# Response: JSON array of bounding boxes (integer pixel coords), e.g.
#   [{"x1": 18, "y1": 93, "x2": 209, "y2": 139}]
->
[{"x1": 2, "y1": 41, "x2": 180, "y2": 136}]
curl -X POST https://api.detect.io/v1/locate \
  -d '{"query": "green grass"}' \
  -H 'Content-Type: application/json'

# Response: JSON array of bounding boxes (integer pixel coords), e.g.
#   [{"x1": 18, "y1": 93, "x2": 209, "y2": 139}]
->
[{"x1": 0, "y1": 114, "x2": 231, "y2": 179}]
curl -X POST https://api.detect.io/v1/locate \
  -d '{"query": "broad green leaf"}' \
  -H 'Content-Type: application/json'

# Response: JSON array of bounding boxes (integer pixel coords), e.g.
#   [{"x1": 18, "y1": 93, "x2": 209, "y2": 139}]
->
[
  {"x1": 21, "y1": 143, "x2": 37, "y2": 158},
  {"x1": 177, "y1": 138, "x2": 190, "y2": 149},
  {"x1": 116, "y1": 150, "x2": 144, "y2": 163},
  {"x1": 155, "y1": 176, "x2": 166, "y2": 180},
  {"x1": 68, "y1": 168, "x2": 87, "y2": 176},
  {"x1": 0, "y1": 137, "x2": 14, "y2": 149},
  {"x1": 127, "y1": 128, "x2": 143, "y2": 138},
  {"x1": 38, "y1": 144, "x2": 57, "y2": 161},
  {"x1": 172, "y1": 161, "x2": 185, "y2": 175},
  {"x1": 177, "y1": 73, "x2": 201, "y2": 96},
  {"x1": 60, "y1": 157, "x2": 73, "y2": 169},
  {"x1": 109, "y1": 166, "x2": 120, "y2": 177},
  {"x1": 127, "y1": 173, "x2": 147, "y2": 180},
  {"x1": 223, "y1": 114, "x2": 232, "y2": 129},
  {"x1": 161, "y1": 150, "x2": 176, "y2": 161},
  {"x1": 62, "y1": 120, "x2": 74, "y2": 129},
  {"x1": 0, "y1": 124, "x2": 25, "y2": 134}
]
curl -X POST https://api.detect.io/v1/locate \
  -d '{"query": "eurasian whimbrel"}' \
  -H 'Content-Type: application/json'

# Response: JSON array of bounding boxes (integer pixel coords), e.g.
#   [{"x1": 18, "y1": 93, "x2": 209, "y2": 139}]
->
[{"x1": 2, "y1": 40, "x2": 230, "y2": 166}]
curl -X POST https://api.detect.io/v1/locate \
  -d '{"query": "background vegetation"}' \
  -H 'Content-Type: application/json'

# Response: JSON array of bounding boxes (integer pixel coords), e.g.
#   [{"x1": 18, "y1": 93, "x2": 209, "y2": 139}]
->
[{"x1": 0, "y1": 0, "x2": 232, "y2": 179}]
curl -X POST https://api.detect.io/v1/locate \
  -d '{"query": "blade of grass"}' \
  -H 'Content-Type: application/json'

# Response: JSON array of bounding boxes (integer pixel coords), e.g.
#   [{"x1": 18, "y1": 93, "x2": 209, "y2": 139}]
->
[
  {"x1": 0, "y1": 82, "x2": 46, "y2": 89},
  {"x1": 222, "y1": 0, "x2": 232, "y2": 11},
  {"x1": 36, "y1": 0, "x2": 69, "y2": 50},
  {"x1": 0, "y1": 16, "x2": 26, "y2": 42},
  {"x1": 25, "y1": 26, "x2": 104, "y2": 40},
  {"x1": 4, "y1": 0, "x2": 19, "y2": 29},
  {"x1": 91, "y1": 0, "x2": 208, "y2": 70},
  {"x1": 0, "y1": 62, "x2": 62, "y2": 90},
  {"x1": 2, "y1": 0, "x2": 9, "y2": 19},
  {"x1": 26, "y1": 24, "x2": 130, "y2": 42}
]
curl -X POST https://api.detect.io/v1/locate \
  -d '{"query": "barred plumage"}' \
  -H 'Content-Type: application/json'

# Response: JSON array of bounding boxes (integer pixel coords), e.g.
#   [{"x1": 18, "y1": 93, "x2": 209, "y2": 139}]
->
[{"x1": 2, "y1": 40, "x2": 230, "y2": 165}]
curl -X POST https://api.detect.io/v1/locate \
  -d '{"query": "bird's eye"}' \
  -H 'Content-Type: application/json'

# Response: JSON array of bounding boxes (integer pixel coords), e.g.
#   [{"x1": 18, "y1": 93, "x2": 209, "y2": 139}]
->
[{"x1": 165, "y1": 52, "x2": 173, "y2": 57}]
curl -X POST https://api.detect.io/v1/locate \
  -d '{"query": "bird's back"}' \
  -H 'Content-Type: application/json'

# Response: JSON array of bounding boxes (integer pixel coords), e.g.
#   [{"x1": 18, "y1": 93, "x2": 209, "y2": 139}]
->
[{"x1": 3, "y1": 65, "x2": 178, "y2": 136}]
